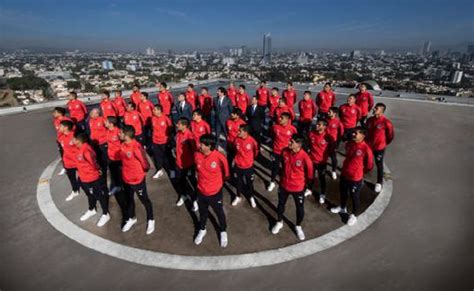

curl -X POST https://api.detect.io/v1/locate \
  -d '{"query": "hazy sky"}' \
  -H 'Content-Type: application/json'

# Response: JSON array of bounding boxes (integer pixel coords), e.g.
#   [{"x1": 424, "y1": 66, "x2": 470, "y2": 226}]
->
[{"x1": 1, "y1": 0, "x2": 473, "y2": 52}]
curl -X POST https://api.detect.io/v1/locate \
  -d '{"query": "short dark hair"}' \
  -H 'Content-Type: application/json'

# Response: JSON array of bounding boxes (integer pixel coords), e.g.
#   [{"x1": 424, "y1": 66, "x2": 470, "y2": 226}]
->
[
  {"x1": 239, "y1": 84, "x2": 246, "y2": 90},
  {"x1": 199, "y1": 134, "x2": 216, "y2": 150},
  {"x1": 122, "y1": 125, "x2": 135, "y2": 138},
  {"x1": 239, "y1": 124, "x2": 250, "y2": 132},
  {"x1": 317, "y1": 119, "x2": 328, "y2": 126},
  {"x1": 260, "y1": 80, "x2": 267, "y2": 84},
  {"x1": 70, "y1": 91, "x2": 78, "y2": 98},
  {"x1": 375, "y1": 103, "x2": 386, "y2": 112},
  {"x1": 329, "y1": 107, "x2": 339, "y2": 114},
  {"x1": 287, "y1": 81, "x2": 293, "y2": 86},
  {"x1": 133, "y1": 83, "x2": 140, "y2": 88},
  {"x1": 115, "y1": 89, "x2": 122, "y2": 95},
  {"x1": 217, "y1": 87, "x2": 227, "y2": 95},
  {"x1": 102, "y1": 90, "x2": 110, "y2": 97},
  {"x1": 74, "y1": 131, "x2": 88, "y2": 143},
  {"x1": 193, "y1": 109, "x2": 203, "y2": 117},
  {"x1": 160, "y1": 82, "x2": 167, "y2": 88},
  {"x1": 291, "y1": 133, "x2": 304, "y2": 145},
  {"x1": 324, "y1": 82, "x2": 332, "y2": 87},
  {"x1": 279, "y1": 97, "x2": 287, "y2": 104},
  {"x1": 188, "y1": 83, "x2": 194, "y2": 88},
  {"x1": 354, "y1": 126, "x2": 367, "y2": 136},
  {"x1": 107, "y1": 116, "x2": 118, "y2": 126},
  {"x1": 177, "y1": 117, "x2": 190, "y2": 128},
  {"x1": 128, "y1": 101, "x2": 136, "y2": 109},
  {"x1": 54, "y1": 107, "x2": 66, "y2": 115},
  {"x1": 142, "y1": 92, "x2": 149, "y2": 98},
  {"x1": 272, "y1": 87, "x2": 279, "y2": 92},
  {"x1": 201, "y1": 87, "x2": 208, "y2": 92},
  {"x1": 304, "y1": 90, "x2": 311, "y2": 95},
  {"x1": 231, "y1": 107, "x2": 242, "y2": 116},
  {"x1": 60, "y1": 120, "x2": 74, "y2": 130},
  {"x1": 348, "y1": 94, "x2": 356, "y2": 99},
  {"x1": 280, "y1": 112, "x2": 291, "y2": 120},
  {"x1": 154, "y1": 104, "x2": 163, "y2": 111}
]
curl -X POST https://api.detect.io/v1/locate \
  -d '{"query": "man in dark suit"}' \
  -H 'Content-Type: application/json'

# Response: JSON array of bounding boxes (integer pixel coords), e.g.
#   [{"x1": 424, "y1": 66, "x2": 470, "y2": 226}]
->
[
  {"x1": 245, "y1": 96, "x2": 265, "y2": 145},
  {"x1": 213, "y1": 87, "x2": 234, "y2": 149},
  {"x1": 172, "y1": 93, "x2": 193, "y2": 125}
]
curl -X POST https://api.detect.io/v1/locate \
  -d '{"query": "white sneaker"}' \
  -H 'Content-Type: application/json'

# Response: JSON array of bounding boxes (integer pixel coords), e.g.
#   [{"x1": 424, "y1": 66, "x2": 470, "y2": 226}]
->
[
  {"x1": 108, "y1": 187, "x2": 120, "y2": 196},
  {"x1": 220, "y1": 231, "x2": 228, "y2": 248},
  {"x1": 250, "y1": 197, "x2": 257, "y2": 208},
  {"x1": 347, "y1": 214, "x2": 358, "y2": 226},
  {"x1": 330, "y1": 206, "x2": 347, "y2": 214},
  {"x1": 176, "y1": 196, "x2": 185, "y2": 207},
  {"x1": 271, "y1": 221, "x2": 283, "y2": 234},
  {"x1": 194, "y1": 229, "x2": 207, "y2": 245},
  {"x1": 192, "y1": 200, "x2": 199, "y2": 212},
  {"x1": 304, "y1": 188, "x2": 312, "y2": 197},
  {"x1": 267, "y1": 182, "x2": 276, "y2": 192},
  {"x1": 170, "y1": 170, "x2": 176, "y2": 179},
  {"x1": 97, "y1": 214, "x2": 110, "y2": 227},
  {"x1": 331, "y1": 171, "x2": 337, "y2": 180},
  {"x1": 375, "y1": 183, "x2": 383, "y2": 193},
  {"x1": 295, "y1": 226, "x2": 305, "y2": 240},
  {"x1": 153, "y1": 169, "x2": 164, "y2": 179},
  {"x1": 80, "y1": 209, "x2": 97, "y2": 221},
  {"x1": 65, "y1": 191, "x2": 79, "y2": 201},
  {"x1": 146, "y1": 220, "x2": 155, "y2": 235},
  {"x1": 319, "y1": 194, "x2": 325, "y2": 204},
  {"x1": 231, "y1": 196, "x2": 241, "y2": 206},
  {"x1": 58, "y1": 168, "x2": 66, "y2": 176},
  {"x1": 121, "y1": 217, "x2": 137, "y2": 232}
]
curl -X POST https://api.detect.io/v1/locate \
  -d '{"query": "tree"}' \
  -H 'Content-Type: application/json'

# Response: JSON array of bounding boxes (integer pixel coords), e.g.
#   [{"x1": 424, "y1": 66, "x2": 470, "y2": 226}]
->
[
  {"x1": 6, "y1": 76, "x2": 49, "y2": 90},
  {"x1": 67, "y1": 80, "x2": 81, "y2": 90}
]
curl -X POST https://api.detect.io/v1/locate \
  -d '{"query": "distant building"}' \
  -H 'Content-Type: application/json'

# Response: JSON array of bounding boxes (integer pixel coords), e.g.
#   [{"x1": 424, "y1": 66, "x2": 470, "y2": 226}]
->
[
  {"x1": 261, "y1": 33, "x2": 272, "y2": 65},
  {"x1": 452, "y1": 62, "x2": 461, "y2": 70},
  {"x1": 350, "y1": 50, "x2": 361, "y2": 59},
  {"x1": 222, "y1": 57, "x2": 235, "y2": 66},
  {"x1": 422, "y1": 41, "x2": 431, "y2": 56},
  {"x1": 102, "y1": 61, "x2": 114, "y2": 70},
  {"x1": 297, "y1": 52, "x2": 308, "y2": 65},
  {"x1": 146, "y1": 47, "x2": 155, "y2": 56},
  {"x1": 451, "y1": 71, "x2": 463, "y2": 84}
]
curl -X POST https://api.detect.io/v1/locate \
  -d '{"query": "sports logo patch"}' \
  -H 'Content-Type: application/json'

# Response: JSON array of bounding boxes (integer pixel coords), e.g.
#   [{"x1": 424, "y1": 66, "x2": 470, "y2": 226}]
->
[
  {"x1": 246, "y1": 144, "x2": 251, "y2": 150},
  {"x1": 126, "y1": 151, "x2": 132, "y2": 158},
  {"x1": 161, "y1": 121, "x2": 165, "y2": 126},
  {"x1": 356, "y1": 149, "x2": 362, "y2": 156},
  {"x1": 210, "y1": 161, "x2": 217, "y2": 169},
  {"x1": 296, "y1": 160, "x2": 302, "y2": 167}
]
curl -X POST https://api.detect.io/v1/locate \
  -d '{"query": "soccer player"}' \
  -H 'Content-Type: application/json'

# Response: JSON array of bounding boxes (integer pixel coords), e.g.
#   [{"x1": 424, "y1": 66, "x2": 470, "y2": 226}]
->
[
  {"x1": 119, "y1": 125, "x2": 155, "y2": 234},
  {"x1": 151, "y1": 104, "x2": 172, "y2": 179},
  {"x1": 268, "y1": 112, "x2": 298, "y2": 192},
  {"x1": 123, "y1": 102, "x2": 144, "y2": 145},
  {"x1": 282, "y1": 81, "x2": 297, "y2": 108},
  {"x1": 306, "y1": 120, "x2": 335, "y2": 204},
  {"x1": 274, "y1": 97, "x2": 295, "y2": 123},
  {"x1": 99, "y1": 90, "x2": 118, "y2": 119},
  {"x1": 226, "y1": 107, "x2": 247, "y2": 166},
  {"x1": 104, "y1": 116, "x2": 122, "y2": 194},
  {"x1": 316, "y1": 82, "x2": 336, "y2": 120},
  {"x1": 58, "y1": 120, "x2": 80, "y2": 201},
  {"x1": 191, "y1": 109, "x2": 211, "y2": 149},
  {"x1": 194, "y1": 134, "x2": 230, "y2": 247},
  {"x1": 157, "y1": 82, "x2": 174, "y2": 116},
  {"x1": 174, "y1": 118, "x2": 198, "y2": 211},
  {"x1": 130, "y1": 84, "x2": 142, "y2": 107},
  {"x1": 235, "y1": 84, "x2": 250, "y2": 114},
  {"x1": 88, "y1": 108, "x2": 108, "y2": 179},
  {"x1": 232, "y1": 124, "x2": 259, "y2": 208},
  {"x1": 112, "y1": 89, "x2": 127, "y2": 125},
  {"x1": 52, "y1": 107, "x2": 72, "y2": 176},
  {"x1": 339, "y1": 94, "x2": 362, "y2": 140},
  {"x1": 197, "y1": 87, "x2": 213, "y2": 124},
  {"x1": 331, "y1": 127, "x2": 374, "y2": 226},
  {"x1": 268, "y1": 87, "x2": 281, "y2": 119},
  {"x1": 355, "y1": 83, "x2": 374, "y2": 127},
  {"x1": 271, "y1": 134, "x2": 313, "y2": 241},
  {"x1": 326, "y1": 107, "x2": 344, "y2": 180},
  {"x1": 138, "y1": 92, "x2": 154, "y2": 151},
  {"x1": 66, "y1": 91, "x2": 87, "y2": 132},
  {"x1": 227, "y1": 82, "x2": 237, "y2": 106},
  {"x1": 185, "y1": 83, "x2": 198, "y2": 111},
  {"x1": 298, "y1": 90, "x2": 317, "y2": 135},
  {"x1": 366, "y1": 103, "x2": 394, "y2": 193},
  {"x1": 73, "y1": 132, "x2": 110, "y2": 227},
  {"x1": 256, "y1": 80, "x2": 270, "y2": 111}
]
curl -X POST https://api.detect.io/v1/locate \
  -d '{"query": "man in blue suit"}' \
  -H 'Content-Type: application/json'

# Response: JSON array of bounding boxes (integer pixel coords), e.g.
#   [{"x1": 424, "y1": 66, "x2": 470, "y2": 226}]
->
[
  {"x1": 172, "y1": 93, "x2": 193, "y2": 125},
  {"x1": 213, "y1": 87, "x2": 234, "y2": 149}
]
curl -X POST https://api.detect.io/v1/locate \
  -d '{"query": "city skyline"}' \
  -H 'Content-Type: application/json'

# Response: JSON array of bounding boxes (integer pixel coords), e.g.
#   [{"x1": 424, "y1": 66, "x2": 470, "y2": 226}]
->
[{"x1": 0, "y1": 0, "x2": 473, "y2": 52}]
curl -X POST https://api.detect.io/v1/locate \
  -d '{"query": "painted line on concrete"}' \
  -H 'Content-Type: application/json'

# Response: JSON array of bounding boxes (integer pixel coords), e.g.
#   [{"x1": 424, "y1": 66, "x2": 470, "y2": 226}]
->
[{"x1": 37, "y1": 158, "x2": 393, "y2": 270}]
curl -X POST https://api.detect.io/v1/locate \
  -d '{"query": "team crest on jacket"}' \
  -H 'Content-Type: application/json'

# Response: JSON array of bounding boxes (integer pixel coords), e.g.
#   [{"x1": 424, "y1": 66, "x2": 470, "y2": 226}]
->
[
  {"x1": 161, "y1": 121, "x2": 165, "y2": 126},
  {"x1": 246, "y1": 144, "x2": 251, "y2": 150},
  {"x1": 133, "y1": 115, "x2": 137, "y2": 120},
  {"x1": 321, "y1": 140, "x2": 327, "y2": 145},
  {"x1": 75, "y1": 105, "x2": 79, "y2": 109},
  {"x1": 286, "y1": 130, "x2": 291, "y2": 135},
  {"x1": 77, "y1": 155, "x2": 83, "y2": 161},
  {"x1": 126, "y1": 151, "x2": 132, "y2": 158},
  {"x1": 356, "y1": 149, "x2": 363, "y2": 156},
  {"x1": 210, "y1": 161, "x2": 217, "y2": 168},
  {"x1": 377, "y1": 124, "x2": 383, "y2": 129},
  {"x1": 351, "y1": 109, "x2": 355, "y2": 113},
  {"x1": 331, "y1": 124, "x2": 337, "y2": 128},
  {"x1": 296, "y1": 160, "x2": 302, "y2": 167}
]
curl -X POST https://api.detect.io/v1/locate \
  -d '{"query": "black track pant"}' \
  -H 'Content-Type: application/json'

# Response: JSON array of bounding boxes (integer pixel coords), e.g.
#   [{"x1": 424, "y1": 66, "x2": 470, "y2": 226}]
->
[
  {"x1": 176, "y1": 166, "x2": 197, "y2": 201},
  {"x1": 309, "y1": 163, "x2": 327, "y2": 195},
  {"x1": 152, "y1": 143, "x2": 167, "y2": 171},
  {"x1": 124, "y1": 179, "x2": 154, "y2": 221},
  {"x1": 298, "y1": 121, "x2": 312, "y2": 136},
  {"x1": 65, "y1": 168, "x2": 80, "y2": 192},
  {"x1": 197, "y1": 190, "x2": 227, "y2": 231},
  {"x1": 277, "y1": 188, "x2": 305, "y2": 225},
  {"x1": 108, "y1": 160, "x2": 122, "y2": 189},
  {"x1": 373, "y1": 149, "x2": 385, "y2": 184},
  {"x1": 81, "y1": 179, "x2": 109, "y2": 214},
  {"x1": 270, "y1": 153, "x2": 282, "y2": 182},
  {"x1": 234, "y1": 166, "x2": 255, "y2": 198},
  {"x1": 339, "y1": 177, "x2": 363, "y2": 215}
]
